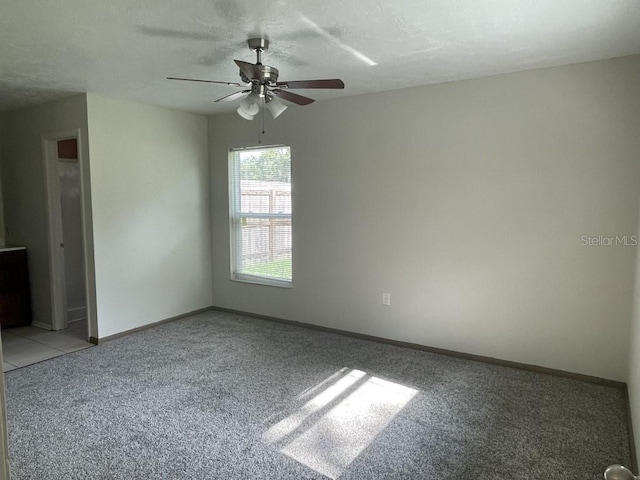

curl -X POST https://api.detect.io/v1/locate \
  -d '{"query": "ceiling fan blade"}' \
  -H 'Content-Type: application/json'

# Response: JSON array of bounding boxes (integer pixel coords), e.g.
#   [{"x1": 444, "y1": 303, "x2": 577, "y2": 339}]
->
[
  {"x1": 276, "y1": 79, "x2": 345, "y2": 89},
  {"x1": 234, "y1": 60, "x2": 261, "y2": 81},
  {"x1": 139, "y1": 26, "x2": 219, "y2": 41},
  {"x1": 167, "y1": 77, "x2": 243, "y2": 87},
  {"x1": 272, "y1": 89, "x2": 315, "y2": 106},
  {"x1": 215, "y1": 90, "x2": 251, "y2": 102}
]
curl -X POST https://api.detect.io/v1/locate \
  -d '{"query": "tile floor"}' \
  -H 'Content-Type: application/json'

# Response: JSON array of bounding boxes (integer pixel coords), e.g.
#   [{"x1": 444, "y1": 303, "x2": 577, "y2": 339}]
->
[{"x1": 1, "y1": 320, "x2": 93, "y2": 372}]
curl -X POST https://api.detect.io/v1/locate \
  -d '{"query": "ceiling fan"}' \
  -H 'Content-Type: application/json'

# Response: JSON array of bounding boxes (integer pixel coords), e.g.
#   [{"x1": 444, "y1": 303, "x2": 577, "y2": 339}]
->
[{"x1": 168, "y1": 38, "x2": 345, "y2": 120}]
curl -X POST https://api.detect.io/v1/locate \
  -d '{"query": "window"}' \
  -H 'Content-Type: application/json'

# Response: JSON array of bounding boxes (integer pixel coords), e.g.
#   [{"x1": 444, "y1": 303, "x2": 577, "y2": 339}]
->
[{"x1": 229, "y1": 145, "x2": 292, "y2": 287}]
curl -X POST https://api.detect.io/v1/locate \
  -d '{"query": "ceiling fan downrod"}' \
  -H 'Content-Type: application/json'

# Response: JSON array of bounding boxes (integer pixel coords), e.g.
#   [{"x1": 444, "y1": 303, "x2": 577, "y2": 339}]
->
[{"x1": 248, "y1": 38, "x2": 269, "y2": 65}]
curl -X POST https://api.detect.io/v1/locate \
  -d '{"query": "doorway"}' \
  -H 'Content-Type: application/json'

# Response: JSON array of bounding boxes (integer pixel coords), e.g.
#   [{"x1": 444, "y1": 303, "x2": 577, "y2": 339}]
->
[{"x1": 43, "y1": 132, "x2": 88, "y2": 339}]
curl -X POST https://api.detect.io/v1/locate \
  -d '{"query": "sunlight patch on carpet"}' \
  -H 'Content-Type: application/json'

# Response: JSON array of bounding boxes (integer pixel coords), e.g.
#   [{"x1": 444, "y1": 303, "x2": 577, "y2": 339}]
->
[{"x1": 264, "y1": 369, "x2": 418, "y2": 479}]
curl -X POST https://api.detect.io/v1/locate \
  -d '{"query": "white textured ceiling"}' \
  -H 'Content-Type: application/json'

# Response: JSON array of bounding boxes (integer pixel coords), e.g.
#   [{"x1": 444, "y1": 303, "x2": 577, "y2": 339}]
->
[{"x1": 1, "y1": 0, "x2": 639, "y2": 115}]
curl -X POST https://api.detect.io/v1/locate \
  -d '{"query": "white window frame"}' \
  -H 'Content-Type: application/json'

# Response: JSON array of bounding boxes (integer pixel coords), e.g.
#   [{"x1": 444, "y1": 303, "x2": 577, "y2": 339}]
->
[{"x1": 229, "y1": 145, "x2": 292, "y2": 288}]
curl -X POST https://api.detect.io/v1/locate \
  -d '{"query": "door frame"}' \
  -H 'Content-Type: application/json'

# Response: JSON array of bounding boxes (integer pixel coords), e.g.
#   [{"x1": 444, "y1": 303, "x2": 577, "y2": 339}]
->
[
  {"x1": 42, "y1": 129, "x2": 84, "y2": 332},
  {"x1": 0, "y1": 335, "x2": 11, "y2": 479}
]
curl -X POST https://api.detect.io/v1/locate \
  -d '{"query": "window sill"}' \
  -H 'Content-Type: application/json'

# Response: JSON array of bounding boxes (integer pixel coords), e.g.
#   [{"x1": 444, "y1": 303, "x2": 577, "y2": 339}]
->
[{"x1": 231, "y1": 274, "x2": 292, "y2": 289}]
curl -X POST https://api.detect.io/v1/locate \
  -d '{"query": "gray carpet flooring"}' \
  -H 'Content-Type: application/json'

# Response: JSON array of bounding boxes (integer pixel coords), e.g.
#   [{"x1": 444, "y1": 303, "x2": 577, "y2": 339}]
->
[{"x1": 4, "y1": 311, "x2": 631, "y2": 479}]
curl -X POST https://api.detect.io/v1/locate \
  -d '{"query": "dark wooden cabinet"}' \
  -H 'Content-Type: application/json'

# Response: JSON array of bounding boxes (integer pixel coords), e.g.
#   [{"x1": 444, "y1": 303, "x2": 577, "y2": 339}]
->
[{"x1": 0, "y1": 248, "x2": 32, "y2": 328}]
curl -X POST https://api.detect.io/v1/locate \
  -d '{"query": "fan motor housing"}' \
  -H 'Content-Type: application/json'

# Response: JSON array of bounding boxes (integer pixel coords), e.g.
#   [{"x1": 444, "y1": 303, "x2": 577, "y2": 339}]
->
[{"x1": 240, "y1": 65, "x2": 279, "y2": 85}]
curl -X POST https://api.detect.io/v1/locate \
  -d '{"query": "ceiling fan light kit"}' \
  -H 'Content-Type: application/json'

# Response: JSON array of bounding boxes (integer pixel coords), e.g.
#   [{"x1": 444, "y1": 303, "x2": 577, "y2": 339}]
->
[
  {"x1": 237, "y1": 92, "x2": 260, "y2": 119},
  {"x1": 168, "y1": 38, "x2": 344, "y2": 121},
  {"x1": 265, "y1": 96, "x2": 287, "y2": 119}
]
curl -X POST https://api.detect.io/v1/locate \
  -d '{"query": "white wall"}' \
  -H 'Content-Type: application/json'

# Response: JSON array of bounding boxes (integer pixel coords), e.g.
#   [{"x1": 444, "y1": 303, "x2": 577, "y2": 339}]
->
[
  {"x1": 627, "y1": 198, "x2": 640, "y2": 463},
  {"x1": 0, "y1": 167, "x2": 5, "y2": 248},
  {"x1": 0, "y1": 119, "x2": 4, "y2": 248},
  {"x1": 209, "y1": 55, "x2": 640, "y2": 382},
  {"x1": 0, "y1": 95, "x2": 93, "y2": 329},
  {"x1": 86, "y1": 94, "x2": 212, "y2": 338}
]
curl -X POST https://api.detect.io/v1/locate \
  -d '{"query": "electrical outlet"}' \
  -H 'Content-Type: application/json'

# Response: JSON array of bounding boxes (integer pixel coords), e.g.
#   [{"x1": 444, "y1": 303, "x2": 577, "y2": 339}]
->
[{"x1": 382, "y1": 292, "x2": 391, "y2": 306}]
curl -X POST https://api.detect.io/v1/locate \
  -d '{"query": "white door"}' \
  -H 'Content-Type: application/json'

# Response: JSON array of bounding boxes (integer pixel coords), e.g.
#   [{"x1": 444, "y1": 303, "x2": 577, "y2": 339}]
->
[
  {"x1": 42, "y1": 132, "x2": 87, "y2": 334},
  {"x1": 57, "y1": 153, "x2": 87, "y2": 327}
]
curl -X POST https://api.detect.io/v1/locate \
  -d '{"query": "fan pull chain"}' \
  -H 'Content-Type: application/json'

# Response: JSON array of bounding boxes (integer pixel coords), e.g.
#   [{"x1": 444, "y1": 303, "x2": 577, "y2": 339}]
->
[
  {"x1": 257, "y1": 119, "x2": 261, "y2": 145},
  {"x1": 262, "y1": 101, "x2": 266, "y2": 136}
]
